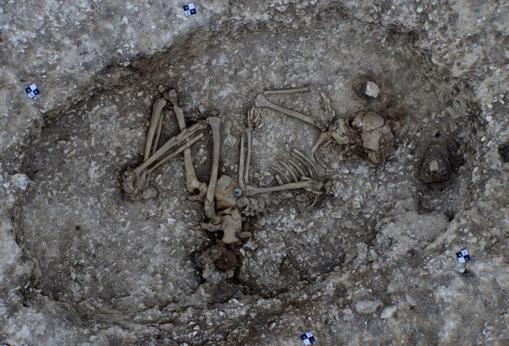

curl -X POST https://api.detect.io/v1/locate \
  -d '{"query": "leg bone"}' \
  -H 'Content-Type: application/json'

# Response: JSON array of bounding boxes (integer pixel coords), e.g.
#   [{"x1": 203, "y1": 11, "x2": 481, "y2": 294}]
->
[
  {"x1": 135, "y1": 122, "x2": 206, "y2": 176},
  {"x1": 144, "y1": 98, "x2": 167, "y2": 161},
  {"x1": 166, "y1": 89, "x2": 207, "y2": 199},
  {"x1": 146, "y1": 134, "x2": 204, "y2": 174},
  {"x1": 204, "y1": 116, "x2": 221, "y2": 224},
  {"x1": 122, "y1": 122, "x2": 206, "y2": 195}
]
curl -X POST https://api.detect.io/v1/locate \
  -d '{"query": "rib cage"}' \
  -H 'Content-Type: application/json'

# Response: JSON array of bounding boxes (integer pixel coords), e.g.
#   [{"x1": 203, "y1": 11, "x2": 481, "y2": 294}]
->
[{"x1": 271, "y1": 149, "x2": 318, "y2": 185}]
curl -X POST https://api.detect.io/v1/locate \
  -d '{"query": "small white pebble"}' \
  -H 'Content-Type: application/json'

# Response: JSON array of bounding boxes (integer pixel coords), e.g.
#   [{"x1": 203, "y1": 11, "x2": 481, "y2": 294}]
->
[{"x1": 365, "y1": 81, "x2": 380, "y2": 98}]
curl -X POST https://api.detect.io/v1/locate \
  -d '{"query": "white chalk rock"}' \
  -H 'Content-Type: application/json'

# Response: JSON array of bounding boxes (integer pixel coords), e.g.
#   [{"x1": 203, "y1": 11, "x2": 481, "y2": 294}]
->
[
  {"x1": 365, "y1": 81, "x2": 380, "y2": 98},
  {"x1": 355, "y1": 299, "x2": 382, "y2": 314},
  {"x1": 380, "y1": 305, "x2": 398, "y2": 319}
]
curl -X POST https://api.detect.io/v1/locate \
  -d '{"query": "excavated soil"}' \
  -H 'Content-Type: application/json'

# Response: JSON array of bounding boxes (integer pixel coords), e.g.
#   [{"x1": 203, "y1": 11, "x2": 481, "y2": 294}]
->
[{"x1": 10, "y1": 6, "x2": 491, "y2": 344}]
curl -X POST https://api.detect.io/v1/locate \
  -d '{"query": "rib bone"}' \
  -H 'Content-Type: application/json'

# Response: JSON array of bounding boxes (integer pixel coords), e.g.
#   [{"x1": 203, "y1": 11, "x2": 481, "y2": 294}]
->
[
  {"x1": 255, "y1": 94, "x2": 318, "y2": 128},
  {"x1": 287, "y1": 158, "x2": 307, "y2": 178},
  {"x1": 277, "y1": 160, "x2": 298, "y2": 182},
  {"x1": 166, "y1": 89, "x2": 207, "y2": 200},
  {"x1": 272, "y1": 164, "x2": 291, "y2": 184},
  {"x1": 291, "y1": 149, "x2": 318, "y2": 179},
  {"x1": 204, "y1": 116, "x2": 221, "y2": 224}
]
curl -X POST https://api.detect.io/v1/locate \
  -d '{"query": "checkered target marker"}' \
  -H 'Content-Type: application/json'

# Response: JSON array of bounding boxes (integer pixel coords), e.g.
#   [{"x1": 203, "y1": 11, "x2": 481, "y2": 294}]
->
[
  {"x1": 300, "y1": 331, "x2": 315, "y2": 345},
  {"x1": 456, "y1": 248, "x2": 471, "y2": 263},
  {"x1": 25, "y1": 84, "x2": 39, "y2": 99},
  {"x1": 183, "y1": 3, "x2": 197, "y2": 16}
]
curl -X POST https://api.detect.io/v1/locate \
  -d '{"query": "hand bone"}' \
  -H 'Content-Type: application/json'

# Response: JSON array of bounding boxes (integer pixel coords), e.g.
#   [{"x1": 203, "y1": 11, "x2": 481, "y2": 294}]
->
[{"x1": 246, "y1": 106, "x2": 262, "y2": 129}]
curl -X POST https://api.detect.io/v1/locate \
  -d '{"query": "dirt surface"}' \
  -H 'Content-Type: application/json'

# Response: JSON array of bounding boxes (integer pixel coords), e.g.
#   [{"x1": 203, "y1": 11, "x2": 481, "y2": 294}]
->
[{"x1": 1, "y1": 1, "x2": 508, "y2": 345}]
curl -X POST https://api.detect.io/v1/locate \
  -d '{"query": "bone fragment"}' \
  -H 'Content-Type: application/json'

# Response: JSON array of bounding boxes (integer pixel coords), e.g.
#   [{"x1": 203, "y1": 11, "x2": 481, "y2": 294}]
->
[
  {"x1": 239, "y1": 134, "x2": 246, "y2": 191},
  {"x1": 166, "y1": 89, "x2": 207, "y2": 199},
  {"x1": 362, "y1": 129, "x2": 382, "y2": 152},
  {"x1": 247, "y1": 180, "x2": 323, "y2": 196},
  {"x1": 320, "y1": 89, "x2": 336, "y2": 120},
  {"x1": 121, "y1": 132, "x2": 204, "y2": 196},
  {"x1": 245, "y1": 107, "x2": 261, "y2": 184},
  {"x1": 287, "y1": 158, "x2": 307, "y2": 178},
  {"x1": 152, "y1": 109, "x2": 168, "y2": 156},
  {"x1": 277, "y1": 160, "x2": 298, "y2": 182},
  {"x1": 263, "y1": 87, "x2": 310, "y2": 95},
  {"x1": 145, "y1": 134, "x2": 204, "y2": 174},
  {"x1": 204, "y1": 116, "x2": 221, "y2": 224},
  {"x1": 311, "y1": 132, "x2": 331, "y2": 156},
  {"x1": 220, "y1": 208, "x2": 241, "y2": 244},
  {"x1": 352, "y1": 111, "x2": 384, "y2": 132},
  {"x1": 144, "y1": 98, "x2": 167, "y2": 161},
  {"x1": 291, "y1": 149, "x2": 318, "y2": 179},
  {"x1": 272, "y1": 164, "x2": 291, "y2": 184},
  {"x1": 255, "y1": 94, "x2": 317, "y2": 128},
  {"x1": 134, "y1": 122, "x2": 206, "y2": 176},
  {"x1": 201, "y1": 208, "x2": 241, "y2": 244},
  {"x1": 215, "y1": 175, "x2": 238, "y2": 210}
]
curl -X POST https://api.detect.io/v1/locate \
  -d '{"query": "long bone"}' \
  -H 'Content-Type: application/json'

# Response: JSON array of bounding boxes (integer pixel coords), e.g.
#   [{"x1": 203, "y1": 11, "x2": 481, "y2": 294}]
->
[
  {"x1": 144, "y1": 98, "x2": 167, "y2": 160},
  {"x1": 254, "y1": 94, "x2": 318, "y2": 128},
  {"x1": 165, "y1": 89, "x2": 207, "y2": 200},
  {"x1": 246, "y1": 179, "x2": 324, "y2": 196},
  {"x1": 263, "y1": 87, "x2": 310, "y2": 95},
  {"x1": 144, "y1": 134, "x2": 204, "y2": 175},
  {"x1": 238, "y1": 134, "x2": 246, "y2": 191},
  {"x1": 141, "y1": 98, "x2": 167, "y2": 188},
  {"x1": 136, "y1": 122, "x2": 206, "y2": 175},
  {"x1": 245, "y1": 107, "x2": 261, "y2": 184},
  {"x1": 204, "y1": 116, "x2": 221, "y2": 224},
  {"x1": 152, "y1": 108, "x2": 168, "y2": 156},
  {"x1": 122, "y1": 122, "x2": 206, "y2": 195}
]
